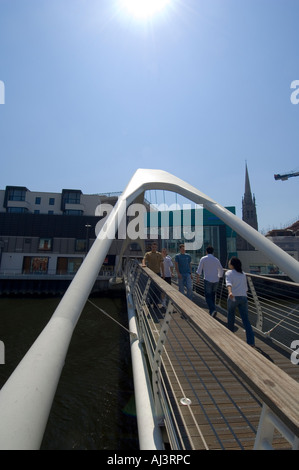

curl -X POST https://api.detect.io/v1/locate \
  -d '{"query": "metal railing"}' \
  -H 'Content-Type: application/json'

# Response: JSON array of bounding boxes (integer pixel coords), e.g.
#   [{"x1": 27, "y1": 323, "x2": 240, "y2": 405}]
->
[{"x1": 125, "y1": 260, "x2": 299, "y2": 450}]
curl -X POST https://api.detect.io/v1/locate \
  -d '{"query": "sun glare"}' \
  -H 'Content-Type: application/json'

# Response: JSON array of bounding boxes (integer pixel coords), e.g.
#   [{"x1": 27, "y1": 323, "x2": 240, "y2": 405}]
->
[{"x1": 120, "y1": 0, "x2": 171, "y2": 19}]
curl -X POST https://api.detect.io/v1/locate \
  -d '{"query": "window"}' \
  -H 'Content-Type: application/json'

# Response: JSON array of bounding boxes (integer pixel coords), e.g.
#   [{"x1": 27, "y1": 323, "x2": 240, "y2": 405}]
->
[
  {"x1": 49, "y1": 198, "x2": 55, "y2": 205},
  {"x1": 35, "y1": 197, "x2": 41, "y2": 204},
  {"x1": 64, "y1": 210, "x2": 83, "y2": 216},
  {"x1": 48, "y1": 210, "x2": 54, "y2": 215},
  {"x1": 38, "y1": 238, "x2": 52, "y2": 251},
  {"x1": 34, "y1": 210, "x2": 40, "y2": 214},
  {"x1": 75, "y1": 239, "x2": 87, "y2": 252},
  {"x1": 8, "y1": 188, "x2": 26, "y2": 201},
  {"x1": 4, "y1": 186, "x2": 28, "y2": 209},
  {"x1": 62, "y1": 191, "x2": 81, "y2": 204},
  {"x1": 23, "y1": 256, "x2": 49, "y2": 274},
  {"x1": 56, "y1": 257, "x2": 83, "y2": 274},
  {"x1": 227, "y1": 237, "x2": 236, "y2": 254},
  {"x1": 130, "y1": 243, "x2": 142, "y2": 251},
  {"x1": 7, "y1": 207, "x2": 28, "y2": 213},
  {"x1": 61, "y1": 189, "x2": 82, "y2": 212}
]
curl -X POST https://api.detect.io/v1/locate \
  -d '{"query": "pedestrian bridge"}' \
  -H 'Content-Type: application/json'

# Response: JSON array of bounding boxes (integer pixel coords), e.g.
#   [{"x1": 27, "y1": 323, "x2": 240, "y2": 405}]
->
[
  {"x1": 125, "y1": 259, "x2": 299, "y2": 450},
  {"x1": 0, "y1": 169, "x2": 298, "y2": 450}
]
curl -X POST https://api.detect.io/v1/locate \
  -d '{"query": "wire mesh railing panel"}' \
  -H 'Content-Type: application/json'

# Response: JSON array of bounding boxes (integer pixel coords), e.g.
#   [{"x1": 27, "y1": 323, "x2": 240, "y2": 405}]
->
[
  {"x1": 247, "y1": 275, "x2": 299, "y2": 348},
  {"x1": 189, "y1": 265, "x2": 299, "y2": 352}
]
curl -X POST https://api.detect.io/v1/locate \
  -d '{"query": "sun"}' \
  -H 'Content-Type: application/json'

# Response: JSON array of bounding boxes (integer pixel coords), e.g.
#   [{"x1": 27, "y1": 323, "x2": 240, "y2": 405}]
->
[{"x1": 120, "y1": 0, "x2": 171, "y2": 19}]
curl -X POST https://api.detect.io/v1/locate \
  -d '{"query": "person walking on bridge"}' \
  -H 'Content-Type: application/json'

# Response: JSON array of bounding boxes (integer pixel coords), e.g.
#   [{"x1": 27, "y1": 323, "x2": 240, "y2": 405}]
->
[
  {"x1": 142, "y1": 242, "x2": 164, "y2": 277},
  {"x1": 142, "y1": 242, "x2": 164, "y2": 306},
  {"x1": 162, "y1": 247, "x2": 173, "y2": 285},
  {"x1": 196, "y1": 246, "x2": 223, "y2": 318},
  {"x1": 175, "y1": 244, "x2": 193, "y2": 300},
  {"x1": 225, "y1": 257, "x2": 255, "y2": 347},
  {"x1": 161, "y1": 247, "x2": 174, "y2": 308}
]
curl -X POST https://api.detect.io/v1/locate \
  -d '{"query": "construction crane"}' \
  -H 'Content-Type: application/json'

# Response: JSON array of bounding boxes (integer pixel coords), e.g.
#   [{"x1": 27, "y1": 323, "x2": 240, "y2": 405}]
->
[{"x1": 274, "y1": 170, "x2": 299, "y2": 181}]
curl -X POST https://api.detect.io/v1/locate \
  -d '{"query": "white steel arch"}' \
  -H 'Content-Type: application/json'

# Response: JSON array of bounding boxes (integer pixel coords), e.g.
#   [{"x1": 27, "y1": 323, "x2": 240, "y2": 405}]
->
[
  {"x1": 0, "y1": 169, "x2": 298, "y2": 450},
  {"x1": 120, "y1": 169, "x2": 299, "y2": 282}
]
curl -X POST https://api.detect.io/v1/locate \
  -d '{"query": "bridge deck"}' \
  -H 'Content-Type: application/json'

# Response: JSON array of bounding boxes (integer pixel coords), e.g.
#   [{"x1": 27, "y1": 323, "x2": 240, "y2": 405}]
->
[{"x1": 143, "y1": 272, "x2": 299, "y2": 450}]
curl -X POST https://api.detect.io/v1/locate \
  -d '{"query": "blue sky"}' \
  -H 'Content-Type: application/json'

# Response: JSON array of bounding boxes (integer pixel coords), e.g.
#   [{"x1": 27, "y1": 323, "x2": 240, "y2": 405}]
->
[{"x1": 0, "y1": 0, "x2": 298, "y2": 233}]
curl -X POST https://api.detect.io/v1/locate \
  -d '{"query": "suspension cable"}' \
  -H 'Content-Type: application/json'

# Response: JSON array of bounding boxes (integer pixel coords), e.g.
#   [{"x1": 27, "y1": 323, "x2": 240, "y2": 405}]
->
[{"x1": 87, "y1": 298, "x2": 137, "y2": 339}]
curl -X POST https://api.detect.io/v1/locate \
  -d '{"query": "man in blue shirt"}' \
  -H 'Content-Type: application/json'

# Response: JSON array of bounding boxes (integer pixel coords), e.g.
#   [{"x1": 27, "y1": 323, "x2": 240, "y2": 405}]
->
[{"x1": 175, "y1": 244, "x2": 193, "y2": 300}]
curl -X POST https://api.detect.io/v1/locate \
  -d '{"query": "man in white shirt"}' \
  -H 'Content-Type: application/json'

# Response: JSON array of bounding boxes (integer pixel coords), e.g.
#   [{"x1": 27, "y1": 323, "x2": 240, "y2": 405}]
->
[
  {"x1": 162, "y1": 247, "x2": 173, "y2": 284},
  {"x1": 196, "y1": 246, "x2": 223, "y2": 317},
  {"x1": 161, "y1": 247, "x2": 174, "y2": 308}
]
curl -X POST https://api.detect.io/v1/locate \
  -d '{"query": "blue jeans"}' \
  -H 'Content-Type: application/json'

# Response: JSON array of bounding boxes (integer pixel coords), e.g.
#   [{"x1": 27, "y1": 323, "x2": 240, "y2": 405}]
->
[
  {"x1": 178, "y1": 274, "x2": 193, "y2": 300},
  {"x1": 227, "y1": 296, "x2": 255, "y2": 346},
  {"x1": 204, "y1": 280, "x2": 218, "y2": 315}
]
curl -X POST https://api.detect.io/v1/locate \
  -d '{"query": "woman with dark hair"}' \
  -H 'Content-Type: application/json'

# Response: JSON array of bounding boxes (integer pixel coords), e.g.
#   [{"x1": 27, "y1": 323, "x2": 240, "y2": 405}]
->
[{"x1": 225, "y1": 257, "x2": 255, "y2": 346}]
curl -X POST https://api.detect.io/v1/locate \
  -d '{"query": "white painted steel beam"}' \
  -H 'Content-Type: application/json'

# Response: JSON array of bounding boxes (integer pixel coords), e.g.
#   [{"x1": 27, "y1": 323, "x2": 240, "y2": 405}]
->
[
  {"x1": 0, "y1": 188, "x2": 128, "y2": 449},
  {"x1": 0, "y1": 168, "x2": 298, "y2": 450}
]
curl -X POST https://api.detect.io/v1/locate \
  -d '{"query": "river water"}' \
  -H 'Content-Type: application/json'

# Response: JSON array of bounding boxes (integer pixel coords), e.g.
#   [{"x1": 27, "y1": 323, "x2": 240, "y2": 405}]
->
[{"x1": 0, "y1": 294, "x2": 139, "y2": 450}]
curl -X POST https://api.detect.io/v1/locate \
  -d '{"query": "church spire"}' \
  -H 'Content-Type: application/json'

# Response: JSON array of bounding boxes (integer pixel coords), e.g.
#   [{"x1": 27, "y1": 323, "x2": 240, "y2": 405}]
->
[
  {"x1": 237, "y1": 163, "x2": 258, "y2": 251},
  {"x1": 242, "y1": 163, "x2": 258, "y2": 231},
  {"x1": 244, "y1": 163, "x2": 253, "y2": 203}
]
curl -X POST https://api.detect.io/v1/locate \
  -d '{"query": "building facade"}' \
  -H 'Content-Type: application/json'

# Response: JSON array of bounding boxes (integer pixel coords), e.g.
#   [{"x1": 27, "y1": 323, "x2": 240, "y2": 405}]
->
[
  {"x1": 0, "y1": 186, "x2": 102, "y2": 216},
  {"x1": 265, "y1": 221, "x2": 299, "y2": 263},
  {"x1": 0, "y1": 186, "x2": 120, "y2": 294},
  {"x1": 145, "y1": 206, "x2": 237, "y2": 268},
  {"x1": 0, "y1": 185, "x2": 237, "y2": 294}
]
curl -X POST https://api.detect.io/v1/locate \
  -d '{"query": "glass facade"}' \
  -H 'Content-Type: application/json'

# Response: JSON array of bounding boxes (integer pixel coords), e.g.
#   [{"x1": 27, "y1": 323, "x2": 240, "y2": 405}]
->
[
  {"x1": 146, "y1": 207, "x2": 236, "y2": 266},
  {"x1": 7, "y1": 188, "x2": 26, "y2": 201}
]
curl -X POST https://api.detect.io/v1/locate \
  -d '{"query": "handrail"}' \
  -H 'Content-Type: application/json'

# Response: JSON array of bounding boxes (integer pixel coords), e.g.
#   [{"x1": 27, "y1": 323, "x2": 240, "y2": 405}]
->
[{"x1": 127, "y1": 261, "x2": 299, "y2": 448}]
